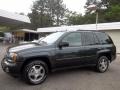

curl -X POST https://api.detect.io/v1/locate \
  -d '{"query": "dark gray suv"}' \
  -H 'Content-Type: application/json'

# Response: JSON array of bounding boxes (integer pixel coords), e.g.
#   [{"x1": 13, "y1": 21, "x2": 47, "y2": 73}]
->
[{"x1": 1, "y1": 30, "x2": 116, "y2": 85}]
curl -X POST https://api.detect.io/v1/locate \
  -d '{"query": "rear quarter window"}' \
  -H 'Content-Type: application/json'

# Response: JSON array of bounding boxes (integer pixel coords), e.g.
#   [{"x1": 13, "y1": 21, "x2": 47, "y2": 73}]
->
[{"x1": 95, "y1": 32, "x2": 113, "y2": 44}]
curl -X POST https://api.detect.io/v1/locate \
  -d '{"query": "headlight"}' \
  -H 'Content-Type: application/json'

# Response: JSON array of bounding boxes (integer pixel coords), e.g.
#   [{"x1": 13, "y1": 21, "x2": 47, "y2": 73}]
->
[{"x1": 9, "y1": 53, "x2": 17, "y2": 63}]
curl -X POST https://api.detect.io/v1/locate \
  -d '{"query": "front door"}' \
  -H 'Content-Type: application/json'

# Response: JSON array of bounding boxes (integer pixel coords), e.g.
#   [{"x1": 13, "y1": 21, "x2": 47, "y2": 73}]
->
[{"x1": 55, "y1": 32, "x2": 84, "y2": 68}]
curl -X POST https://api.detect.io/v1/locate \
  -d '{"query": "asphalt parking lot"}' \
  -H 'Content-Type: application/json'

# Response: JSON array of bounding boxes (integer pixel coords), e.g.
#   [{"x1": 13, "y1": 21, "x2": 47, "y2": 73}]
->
[{"x1": 0, "y1": 44, "x2": 120, "y2": 90}]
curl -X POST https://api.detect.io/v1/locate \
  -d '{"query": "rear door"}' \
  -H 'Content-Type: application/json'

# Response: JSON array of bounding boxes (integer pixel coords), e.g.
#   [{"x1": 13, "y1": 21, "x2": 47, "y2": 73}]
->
[{"x1": 81, "y1": 32, "x2": 100, "y2": 64}]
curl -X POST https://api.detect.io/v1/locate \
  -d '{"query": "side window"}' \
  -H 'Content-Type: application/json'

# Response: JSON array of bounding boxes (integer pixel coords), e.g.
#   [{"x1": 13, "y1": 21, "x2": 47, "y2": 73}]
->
[
  {"x1": 93, "y1": 32, "x2": 100, "y2": 44},
  {"x1": 62, "y1": 33, "x2": 82, "y2": 46},
  {"x1": 82, "y1": 32, "x2": 98, "y2": 45},
  {"x1": 95, "y1": 32, "x2": 112, "y2": 44}
]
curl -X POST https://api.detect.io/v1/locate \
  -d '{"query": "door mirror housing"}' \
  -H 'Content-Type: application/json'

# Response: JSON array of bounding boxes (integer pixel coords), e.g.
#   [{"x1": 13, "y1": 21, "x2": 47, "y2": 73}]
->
[{"x1": 59, "y1": 42, "x2": 69, "y2": 48}]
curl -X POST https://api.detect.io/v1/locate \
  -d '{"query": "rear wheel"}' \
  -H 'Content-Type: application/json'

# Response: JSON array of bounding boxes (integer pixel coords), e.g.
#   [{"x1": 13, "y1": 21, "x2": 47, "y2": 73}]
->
[
  {"x1": 96, "y1": 56, "x2": 109, "y2": 73},
  {"x1": 23, "y1": 60, "x2": 48, "y2": 85}
]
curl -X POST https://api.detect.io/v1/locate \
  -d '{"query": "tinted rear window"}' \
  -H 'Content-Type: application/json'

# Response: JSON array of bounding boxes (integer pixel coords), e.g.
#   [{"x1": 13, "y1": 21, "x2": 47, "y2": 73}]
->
[
  {"x1": 95, "y1": 32, "x2": 113, "y2": 44},
  {"x1": 82, "y1": 32, "x2": 99, "y2": 45}
]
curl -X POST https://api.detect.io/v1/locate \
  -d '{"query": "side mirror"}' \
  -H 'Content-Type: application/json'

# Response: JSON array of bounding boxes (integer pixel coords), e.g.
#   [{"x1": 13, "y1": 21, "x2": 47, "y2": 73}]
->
[{"x1": 59, "y1": 42, "x2": 69, "y2": 48}]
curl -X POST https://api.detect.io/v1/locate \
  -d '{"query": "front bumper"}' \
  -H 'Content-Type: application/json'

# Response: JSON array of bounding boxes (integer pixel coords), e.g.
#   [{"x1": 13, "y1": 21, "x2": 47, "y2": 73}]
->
[{"x1": 1, "y1": 58, "x2": 23, "y2": 76}]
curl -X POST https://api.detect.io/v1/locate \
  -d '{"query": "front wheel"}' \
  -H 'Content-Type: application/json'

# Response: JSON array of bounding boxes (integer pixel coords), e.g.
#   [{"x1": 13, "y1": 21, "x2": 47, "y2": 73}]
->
[
  {"x1": 96, "y1": 56, "x2": 109, "y2": 73},
  {"x1": 23, "y1": 60, "x2": 48, "y2": 85}
]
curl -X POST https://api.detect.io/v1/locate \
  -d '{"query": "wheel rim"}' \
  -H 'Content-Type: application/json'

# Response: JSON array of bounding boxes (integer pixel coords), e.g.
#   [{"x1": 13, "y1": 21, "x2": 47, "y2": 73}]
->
[
  {"x1": 28, "y1": 65, "x2": 45, "y2": 82},
  {"x1": 99, "y1": 58, "x2": 108, "y2": 71}
]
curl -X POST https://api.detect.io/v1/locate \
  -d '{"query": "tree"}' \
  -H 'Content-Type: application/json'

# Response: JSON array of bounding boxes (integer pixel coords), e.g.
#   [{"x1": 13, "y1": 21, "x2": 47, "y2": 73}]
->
[
  {"x1": 66, "y1": 0, "x2": 109, "y2": 25},
  {"x1": 28, "y1": 9, "x2": 53, "y2": 29},
  {"x1": 28, "y1": 0, "x2": 53, "y2": 29},
  {"x1": 65, "y1": 11, "x2": 83, "y2": 25},
  {"x1": 47, "y1": 0, "x2": 66, "y2": 25},
  {"x1": 53, "y1": 0, "x2": 66, "y2": 25},
  {"x1": 104, "y1": 4, "x2": 120, "y2": 22},
  {"x1": 109, "y1": 0, "x2": 120, "y2": 5},
  {"x1": 28, "y1": 0, "x2": 66, "y2": 29},
  {"x1": 66, "y1": 0, "x2": 120, "y2": 25},
  {"x1": 66, "y1": 11, "x2": 97, "y2": 25}
]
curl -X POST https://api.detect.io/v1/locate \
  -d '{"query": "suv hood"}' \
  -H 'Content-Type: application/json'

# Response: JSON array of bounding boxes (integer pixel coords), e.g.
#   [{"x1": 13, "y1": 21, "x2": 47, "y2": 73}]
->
[{"x1": 9, "y1": 43, "x2": 39, "y2": 53}]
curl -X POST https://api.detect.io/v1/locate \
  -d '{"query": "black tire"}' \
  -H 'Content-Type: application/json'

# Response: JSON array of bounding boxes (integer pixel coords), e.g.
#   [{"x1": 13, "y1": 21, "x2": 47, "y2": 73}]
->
[
  {"x1": 96, "y1": 56, "x2": 109, "y2": 73},
  {"x1": 23, "y1": 60, "x2": 48, "y2": 85}
]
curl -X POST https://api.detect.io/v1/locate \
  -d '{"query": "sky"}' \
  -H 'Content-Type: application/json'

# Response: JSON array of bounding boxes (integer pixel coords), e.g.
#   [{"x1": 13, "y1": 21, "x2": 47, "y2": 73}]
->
[{"x1": 0, "y1": 0, "x2": 87, "y2": 15}]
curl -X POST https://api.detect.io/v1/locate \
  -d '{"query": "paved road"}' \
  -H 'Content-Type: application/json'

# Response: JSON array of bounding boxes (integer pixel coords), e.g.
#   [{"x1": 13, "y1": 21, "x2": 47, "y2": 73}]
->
[{"x1": 0, "y1": 44, "x2": 120, "y2": 90}]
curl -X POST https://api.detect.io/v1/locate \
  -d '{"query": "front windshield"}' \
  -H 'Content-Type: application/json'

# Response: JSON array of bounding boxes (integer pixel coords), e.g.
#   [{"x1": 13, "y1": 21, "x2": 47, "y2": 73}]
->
[{"x1": 39, "y1": 32, "x2": 65, "y2": 45}]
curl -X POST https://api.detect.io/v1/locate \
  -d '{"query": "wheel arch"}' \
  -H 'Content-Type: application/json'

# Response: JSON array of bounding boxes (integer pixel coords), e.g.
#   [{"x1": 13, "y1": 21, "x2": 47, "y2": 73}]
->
[
  {"x1": 97, "y1": 51, "x2": 112, "y2": 62},
  {"x1": 21, "y1": 56, "x2": 52, "y2": 73}
]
